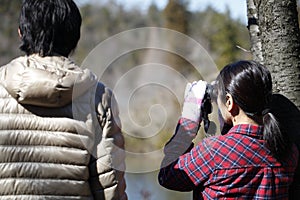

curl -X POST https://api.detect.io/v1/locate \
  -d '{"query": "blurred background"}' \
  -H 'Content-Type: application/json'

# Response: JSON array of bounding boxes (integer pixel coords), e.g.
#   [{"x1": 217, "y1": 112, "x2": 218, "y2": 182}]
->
[
  {"x1": 0, "y1": 0, "x2": 251, "y2": 67},
  {"x1": 1, "y1": 0, "x2": 299, "y2": 199}
]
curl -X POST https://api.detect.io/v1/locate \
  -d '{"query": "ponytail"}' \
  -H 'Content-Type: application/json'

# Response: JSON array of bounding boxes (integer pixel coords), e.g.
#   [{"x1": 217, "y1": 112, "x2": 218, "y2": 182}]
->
[
  {"x1": 217, "y1": 60, "x2": 291, "y2": 160},
  {"x1": 263, "y1": 112, "x2": 288, "y2": 160}
]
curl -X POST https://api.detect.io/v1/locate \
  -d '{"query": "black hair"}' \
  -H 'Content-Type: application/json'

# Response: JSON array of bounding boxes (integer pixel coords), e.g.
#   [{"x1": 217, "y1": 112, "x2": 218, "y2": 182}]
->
[
  {"x1": 19, "y1": 0, "x2": 82, "y2": 57},
  {"x1": 216, "y1": 60, "x2": 289, "y2": 160},
  {"x1": 270, "y1": 94, "x2": 300, "y2": 149}
]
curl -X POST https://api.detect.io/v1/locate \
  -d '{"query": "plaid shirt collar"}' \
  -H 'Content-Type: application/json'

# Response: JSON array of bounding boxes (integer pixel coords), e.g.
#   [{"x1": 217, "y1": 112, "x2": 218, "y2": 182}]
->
[{"x1": 228, "y1": 124, "x2": 264, "y2": 139}]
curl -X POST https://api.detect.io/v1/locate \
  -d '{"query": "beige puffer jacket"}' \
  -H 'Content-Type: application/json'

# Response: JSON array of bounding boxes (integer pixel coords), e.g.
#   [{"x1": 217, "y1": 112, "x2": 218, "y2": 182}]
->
[{"x1": 0, "y1": 55, "x2": 127, "y2": 200}]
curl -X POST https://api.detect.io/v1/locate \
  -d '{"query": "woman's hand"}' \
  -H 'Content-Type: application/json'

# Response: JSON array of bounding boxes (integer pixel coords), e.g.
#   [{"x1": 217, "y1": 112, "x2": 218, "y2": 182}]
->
[{"x1": 181, "y1": 80, "x2": 207, "y2": 124}]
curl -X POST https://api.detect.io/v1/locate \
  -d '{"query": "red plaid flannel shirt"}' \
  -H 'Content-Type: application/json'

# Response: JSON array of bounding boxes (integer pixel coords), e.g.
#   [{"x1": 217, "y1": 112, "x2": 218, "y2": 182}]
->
[{"x1": 159, "y1": 118, "x2": 299, "y2": 199}]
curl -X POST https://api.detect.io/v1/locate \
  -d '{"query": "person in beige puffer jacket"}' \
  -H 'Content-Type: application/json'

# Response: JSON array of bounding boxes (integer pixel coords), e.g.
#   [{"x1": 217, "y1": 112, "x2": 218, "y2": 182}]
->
[{"x1": 0, "y1": 0, "x2": 127, "y2": 199}]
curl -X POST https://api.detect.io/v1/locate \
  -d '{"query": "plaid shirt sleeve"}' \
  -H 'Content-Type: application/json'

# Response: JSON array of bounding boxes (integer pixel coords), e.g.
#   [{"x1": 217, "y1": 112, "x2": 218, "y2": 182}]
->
[{"x1": 159, "y1": 117, "x2": 203, "y2": 191}]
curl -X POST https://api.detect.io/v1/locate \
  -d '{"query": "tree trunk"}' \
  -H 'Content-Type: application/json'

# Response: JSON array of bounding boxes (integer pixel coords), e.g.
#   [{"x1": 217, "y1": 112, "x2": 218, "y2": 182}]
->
[
  {"x1": 250, "y1": 1, "x2": 300, "y2": 199},
  {"x1": 246, "y1": 0, "x2": 264, "y2": 64},
  {"x1": 255, "y1": 0, "x2": 300, "y2": 109}
]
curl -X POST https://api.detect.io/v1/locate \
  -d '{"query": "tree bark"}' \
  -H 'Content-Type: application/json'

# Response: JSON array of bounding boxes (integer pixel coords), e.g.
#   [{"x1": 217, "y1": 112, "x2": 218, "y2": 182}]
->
[
  {"x1": 255, "y1": 0, "x2": 300, "y2": 109},
  {"x1": 246, "y1": 0, "x2": 264, "y2": 63}
]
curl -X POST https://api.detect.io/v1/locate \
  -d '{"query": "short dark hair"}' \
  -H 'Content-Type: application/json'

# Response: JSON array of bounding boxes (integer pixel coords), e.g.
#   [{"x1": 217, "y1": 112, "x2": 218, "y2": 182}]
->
[{"x1": 19, "y1": 0, "x2": 82, "y2": 57}]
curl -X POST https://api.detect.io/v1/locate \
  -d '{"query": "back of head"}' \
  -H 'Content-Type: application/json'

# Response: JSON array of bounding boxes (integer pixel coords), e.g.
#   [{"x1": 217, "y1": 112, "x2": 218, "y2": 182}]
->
[
  {"x1": 19, "y1": 0, "x2": 82, "y2": 57},
  {"x1": 216, "y1": 60, "x2": 289, "y2": 160},
  {"x1": 217, "y1": 60, "x2": 272, "y2": 115}
]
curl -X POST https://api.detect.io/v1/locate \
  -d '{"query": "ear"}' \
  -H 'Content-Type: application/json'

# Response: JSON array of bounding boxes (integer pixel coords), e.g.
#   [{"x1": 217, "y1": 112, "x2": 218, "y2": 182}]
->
[
  {"x1": 225, "y1": 93, "x2": 234, "y2": 112},
  {"x1": 18, "y1": 28, "x2": 22, "y2": 38},
  {"x1": 226, "y1": 93, "x2": 241, "y2": 117}
]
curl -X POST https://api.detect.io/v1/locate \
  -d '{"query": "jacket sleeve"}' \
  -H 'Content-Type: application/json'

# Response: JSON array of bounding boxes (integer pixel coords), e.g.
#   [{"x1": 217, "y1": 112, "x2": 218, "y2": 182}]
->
[
  {"x1": 158, "y1": 118, "x2": 198, "y2": 191},
  {"x1": 89, "y1": 83, "x2": 127, "y2": 200}
]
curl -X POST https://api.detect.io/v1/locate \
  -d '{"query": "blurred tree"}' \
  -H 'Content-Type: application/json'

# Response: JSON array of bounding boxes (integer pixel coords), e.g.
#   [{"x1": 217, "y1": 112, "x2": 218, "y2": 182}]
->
[
  {"x1": 163, "y1": 0, "x2": 195, "y2": 75},
  {"x1": 190, "y1": 6, "x2": 251, "y2": 69},
  {"x1": 163, "y1": 0, "x2": 189, "y2": 33},
  {"x1": 75, "y1": 2, "x2": 147, "y2": 64},
  {"x1": 210, "y1": 8, "x2": 247, "y2": 67},
  {"x1": 147, "y1": 3, "x2": 162, "y2": 26},
  {"x1": 0, "y1": 0, "x2": 21, "y2": 65}
]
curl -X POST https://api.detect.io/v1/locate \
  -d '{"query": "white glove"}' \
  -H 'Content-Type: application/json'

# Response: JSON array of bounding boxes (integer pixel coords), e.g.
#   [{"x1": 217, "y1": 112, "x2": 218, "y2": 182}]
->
[{"x1": 181, "y1": 80, "x2": 207, "y2": 123}]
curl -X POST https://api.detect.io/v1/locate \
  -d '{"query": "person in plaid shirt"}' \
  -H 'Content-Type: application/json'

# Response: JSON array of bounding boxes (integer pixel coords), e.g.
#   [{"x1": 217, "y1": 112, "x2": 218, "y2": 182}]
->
[{"x1": 158, "y1": 60, "x2": 299, "y2": 199}]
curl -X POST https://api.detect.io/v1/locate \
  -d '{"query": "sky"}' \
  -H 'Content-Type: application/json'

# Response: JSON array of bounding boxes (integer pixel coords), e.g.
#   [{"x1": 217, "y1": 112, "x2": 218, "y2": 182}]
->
[{"x1": 75, "y1": 0, "x2": 248, "y2": 24}]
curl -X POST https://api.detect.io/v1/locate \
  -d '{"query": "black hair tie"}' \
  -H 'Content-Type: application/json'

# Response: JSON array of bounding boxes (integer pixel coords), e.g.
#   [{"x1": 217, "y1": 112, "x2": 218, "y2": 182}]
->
[{"x1": 262, "y1": 109, "x2": 270, "y2": 116}]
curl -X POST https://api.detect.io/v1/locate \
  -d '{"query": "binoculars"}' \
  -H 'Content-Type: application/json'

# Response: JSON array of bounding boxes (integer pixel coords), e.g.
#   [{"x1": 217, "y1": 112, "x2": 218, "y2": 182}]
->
[
  {"x1": 200, "y1": 82, "x2": 233, "y2": 135},
  {"x1": 200, "y1": 83, "x2": 215, "y2": 133}
]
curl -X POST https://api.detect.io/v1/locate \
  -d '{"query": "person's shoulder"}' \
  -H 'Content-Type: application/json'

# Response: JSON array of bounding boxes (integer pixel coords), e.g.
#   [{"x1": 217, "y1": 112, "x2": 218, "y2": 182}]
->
[
  {"x1": 1, "y1": 56, "x2": 27, "y2": 68},
  {"x1": 0, "y1": 56, "x2": 27, "y2": 81},
  {"x1": 201, "y1": 131, "x2": 242, "y2": 149},
  {"x1": 201, "y1": 135, "x2": 227, "y2": 149}
]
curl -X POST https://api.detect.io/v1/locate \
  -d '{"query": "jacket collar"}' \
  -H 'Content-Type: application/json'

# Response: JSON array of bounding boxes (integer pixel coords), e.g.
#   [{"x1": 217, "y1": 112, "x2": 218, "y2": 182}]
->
[
  {"x1": 228, "y1": 124, "x2": 264, "y2": 139},
  {"x1": 1, "y1": 54, "x2": 97, "y2": 107}
]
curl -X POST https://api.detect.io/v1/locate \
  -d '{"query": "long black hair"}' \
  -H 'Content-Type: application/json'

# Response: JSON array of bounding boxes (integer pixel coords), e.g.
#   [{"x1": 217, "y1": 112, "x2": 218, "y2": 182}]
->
[
  {"x1": 216, "y1": 60, "x2": 289, "y2": 160},
  {"x1": 19, "y1": 0, "x2": 82, "y2": 57}
]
